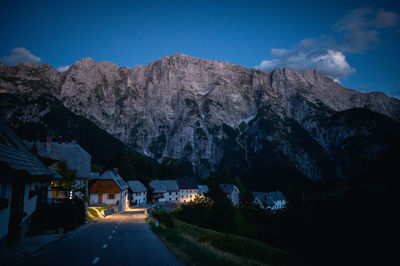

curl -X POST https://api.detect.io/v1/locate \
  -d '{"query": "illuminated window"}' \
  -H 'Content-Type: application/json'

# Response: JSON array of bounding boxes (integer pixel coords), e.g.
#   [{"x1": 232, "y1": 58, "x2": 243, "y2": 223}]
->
[{"x1": 108, "y1": 193, "x2": 115, "y2": 199}]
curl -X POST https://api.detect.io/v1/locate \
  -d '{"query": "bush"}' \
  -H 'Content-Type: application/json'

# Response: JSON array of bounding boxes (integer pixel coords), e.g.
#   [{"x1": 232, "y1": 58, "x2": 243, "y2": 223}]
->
[{"x1": 153, "y1": 210, "x2": 174, "y2": 228}]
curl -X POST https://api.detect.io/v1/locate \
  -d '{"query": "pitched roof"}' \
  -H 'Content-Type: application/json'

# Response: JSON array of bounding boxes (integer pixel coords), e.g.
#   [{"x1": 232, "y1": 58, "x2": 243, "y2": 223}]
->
[
  {"x1": 100, "y1": 169, "x2": 128, "y2": 191},
  {"x1": 252, "y1": 191, "x2": 286, "y2": 207},
  {"x1": 149, "y1": 180, "x2": 179, "y2": 193},
  {"x1": 127, "y1": 181, "x2": 147, "y2": 193},
  {"x1": 0, "y1": 120, "x2": 53, "y2": 178},
  {"x1": 219, "y1": 184, "x2": 238, "y2": 194},
  {"x1": 177, "y1": 177, "x2": 198, "y2": 189},
  {"x1": 267, "y1": 191, "x2": 286, "y2": 202},
  {"x1": 24, "y1": 140, "x2": 91, "y2": 178},
  {"x1": 252, "y1": 192, "x2": 274, "y2": 206}
]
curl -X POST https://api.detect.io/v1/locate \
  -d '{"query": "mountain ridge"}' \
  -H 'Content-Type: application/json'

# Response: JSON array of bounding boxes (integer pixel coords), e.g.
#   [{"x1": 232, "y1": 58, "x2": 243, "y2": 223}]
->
[{"x1": 1, "y1": 54, "x2": 399, "y2": 189}]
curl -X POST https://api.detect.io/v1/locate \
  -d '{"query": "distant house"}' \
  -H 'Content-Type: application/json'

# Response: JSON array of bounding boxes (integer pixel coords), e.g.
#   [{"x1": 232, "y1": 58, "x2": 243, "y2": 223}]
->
[
  {"x1": 177, "y1": 177, "x2": 199, "y2": 203},
  {"x1": 198, "y1": 185, "x2": 209, "y2": 197},
  {"x1": 88, "y1": 169, "x2": 128, "y2": 212},
  {"x1": 24, "y1": 140, "x2": 91, "y2": 201},
  {"x1": 149, "y1": 180, "x2": 179, "y2": 202},
  {"x1": 220, "y1": 184, "x2": 240, "y2": 206},
  {"x1": 253, "y1": 191, "x2": 286, "y2": 211},
  {"x1": 127, "y1": 181, "x2": 147, "y2": 206},
  {"x1": 0, "y1": 121, "x2": 54, "y2": 251}
]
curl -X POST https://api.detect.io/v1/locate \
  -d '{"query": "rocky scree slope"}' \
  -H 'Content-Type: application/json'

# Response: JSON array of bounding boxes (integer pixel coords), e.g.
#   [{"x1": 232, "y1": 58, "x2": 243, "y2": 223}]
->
[{"x1": 0, "y1": 54, "x2": 399, "y2": 189}]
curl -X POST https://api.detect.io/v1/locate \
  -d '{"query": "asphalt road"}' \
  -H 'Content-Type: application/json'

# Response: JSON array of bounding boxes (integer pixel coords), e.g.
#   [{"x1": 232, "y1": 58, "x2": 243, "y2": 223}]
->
[{"x1": 23, "y1": 211, "x2": 184, "y2": 266}]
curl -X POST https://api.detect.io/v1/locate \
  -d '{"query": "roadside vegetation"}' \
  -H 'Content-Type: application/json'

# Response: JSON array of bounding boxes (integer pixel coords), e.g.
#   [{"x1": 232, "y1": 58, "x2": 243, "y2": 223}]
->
[
  {"x1": 150, "y1": 214, "x2": 296, "y2": 266},
  {"x1": 149, "y1": 172, "x2": 395, "y2": 266},
  {"x1": 87, "y1": 205, "x2": 113, "y2": 220}
]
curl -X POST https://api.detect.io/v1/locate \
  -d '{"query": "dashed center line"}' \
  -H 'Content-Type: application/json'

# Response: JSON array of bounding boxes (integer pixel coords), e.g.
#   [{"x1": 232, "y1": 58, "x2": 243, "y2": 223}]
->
[
  {"x1": 92, "y1": 257, "x2": 100, "y2": 264},
  {"x1": 112, "y1": 230, "x2": 115, "y2": 233},
  {"x1": 103, "y1": 243, "x2": 108, "y2": 248},
  {"x1": 108, "y1": 235, "x2": 112, "y2": 239}
]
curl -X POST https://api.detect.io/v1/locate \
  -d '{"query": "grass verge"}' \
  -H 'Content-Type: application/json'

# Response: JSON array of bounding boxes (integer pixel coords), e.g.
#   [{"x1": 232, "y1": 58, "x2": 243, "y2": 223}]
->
[{"x1": 150, "y1": 218, "x2": 300, "y2": 266}]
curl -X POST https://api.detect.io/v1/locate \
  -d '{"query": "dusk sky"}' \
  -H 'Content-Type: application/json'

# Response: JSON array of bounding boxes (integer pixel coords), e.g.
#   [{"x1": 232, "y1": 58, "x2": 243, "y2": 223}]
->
[{"x1": 1, "y1": 0, "x2": 399, "y2": 97}]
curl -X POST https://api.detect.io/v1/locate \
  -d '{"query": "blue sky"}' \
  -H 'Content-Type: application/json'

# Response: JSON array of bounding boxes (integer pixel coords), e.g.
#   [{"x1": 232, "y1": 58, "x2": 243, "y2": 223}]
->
[{"x1": 0, "y1": 0, "x2": 399, "y2": 97}]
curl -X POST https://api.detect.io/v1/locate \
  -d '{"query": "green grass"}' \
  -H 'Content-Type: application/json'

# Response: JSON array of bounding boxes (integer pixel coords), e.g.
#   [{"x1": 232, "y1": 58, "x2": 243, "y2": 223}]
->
[
  {"x1": 97, "y1": 205, "x2": 113, "y2": 212},
  {"x1": 151, "y1": 223, "x2": 240, "y2": 266},
  {"x1": 173, "y1": 219, "x2": 298, "y2": 266},
  {"x1": 87, "y1": 208, "x2": 99, "y2": 218},
  {"x1": 150, "y1": 215, "x2": 299, "y2": 266}
]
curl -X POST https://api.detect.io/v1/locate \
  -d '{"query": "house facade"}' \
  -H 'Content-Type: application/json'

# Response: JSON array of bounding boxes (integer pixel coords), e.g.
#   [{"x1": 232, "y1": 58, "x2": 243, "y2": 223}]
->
[
  {"x1": 220, "y1": 184, "x2": 240, "y2": 206},
  {"x1": 24, "y1": 140, "x2": 91, "y2": 201},
  {"x1": 88, "y1": 169, "x2": 128, "y2": 212},
  {"x1": 127, "y1": 181, "x2": 147, "y2": 206},
  {"x1": 149, "y1": 180, "x2": 179, "y2": 202},
  {"x1": 253, "y1": 191, "x2": 286, "y2": 211},
  {"x1": 0, "y1": 121, "x2": 53, "y2": 251},
  {"x1": 177, "y1": 177, "x2": 199, "y2": 203}
]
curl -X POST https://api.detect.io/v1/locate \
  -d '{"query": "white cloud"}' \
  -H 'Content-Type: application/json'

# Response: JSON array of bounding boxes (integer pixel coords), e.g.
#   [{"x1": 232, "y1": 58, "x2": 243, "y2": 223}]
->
[
  {"x1": 257, "y1": 43, "x2": 355, "y2": 80},
  {"x1": 0, "y1": 47, "x2": 41, "y2": 65},
  {"x1": 256, "y1": 7, "x2": 398, "y2": 81},
  {"x1": 57, "y1": 65, "x2": 70, "y2": 72}
]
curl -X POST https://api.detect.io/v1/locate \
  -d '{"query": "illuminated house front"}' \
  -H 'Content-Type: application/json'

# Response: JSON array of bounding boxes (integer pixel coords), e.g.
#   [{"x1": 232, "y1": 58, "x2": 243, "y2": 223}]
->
[
  {"x1": 88, "y1": 169, "x2": 128, "y2": 212},
  {"x1": 177, "y1": 177, "x2": 199, "y2": 203}
]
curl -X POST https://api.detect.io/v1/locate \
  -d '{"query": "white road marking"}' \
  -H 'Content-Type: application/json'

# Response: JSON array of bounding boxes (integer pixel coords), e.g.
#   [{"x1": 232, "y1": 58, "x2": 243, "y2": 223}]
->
[
  {"x1": 103, "y1": 243, "x2": 108, "y2": 248},
  {"x1": 92, "y1": 257, "x2": 100, "y2": 264},
  {"x1": 108, "y1": 235, "x2": 112, "y2": 239},
  {"x1": 112, "y1": 230, "x2": 115, "y2": 233}
]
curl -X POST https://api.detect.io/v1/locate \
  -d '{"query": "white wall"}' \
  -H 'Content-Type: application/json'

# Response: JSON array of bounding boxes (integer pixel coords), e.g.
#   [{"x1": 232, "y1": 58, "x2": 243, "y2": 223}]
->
[
  {"x1": 132, "y1": 191, "x2": 147, "y2": 205},
  {"x1": 164, "y1": 191, "x2": 179, "y2": 202},
  {"x1": 0, "y1": 181, "x2": 12, "y2": 242},
  {"x1": 22, "y1": 182, "x2": 38, "y2": 222},
  {"x1": 230, "y1": 186, "x2": 240, "y2": 206},
  {"x1": 101, "y1": 192, "x2": 121, "y2": 205},
  {"x1": 179, "y1": 189, "x2": 199, "y2": 203},
  {"x1": 89, "y1": 193, "x2": 98, "y2": 205}
]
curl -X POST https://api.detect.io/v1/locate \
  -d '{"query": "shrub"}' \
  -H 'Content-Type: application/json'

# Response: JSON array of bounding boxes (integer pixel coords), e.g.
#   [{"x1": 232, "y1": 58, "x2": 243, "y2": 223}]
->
[{"x1": 153, "y1": 210, "x2": 174, "y2": 228}]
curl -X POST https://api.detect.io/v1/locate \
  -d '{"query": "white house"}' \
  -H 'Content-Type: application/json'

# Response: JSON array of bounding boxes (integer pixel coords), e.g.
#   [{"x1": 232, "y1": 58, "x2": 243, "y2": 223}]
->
[
  {"x1": 0, "y1": 121, "x2": 54, "y2": 251},
  {"x1": 149, "y1": 180, "x2": 179, "y2": 202},
  {"x1": 253, "y1": 191, "x2": 286, "y2": 211},
  {"x1": 127, "y1": 181, "x2": 147, "y2": 206},
  {"x1": 220, "y1": 184, "x2": 240, "y2": 206},
  {"x1": 88, "y1": 169, "x2": 128, "y2": 212},
  {"x1": 177, "y1": 177, "x2": 199, "y2": 203}
]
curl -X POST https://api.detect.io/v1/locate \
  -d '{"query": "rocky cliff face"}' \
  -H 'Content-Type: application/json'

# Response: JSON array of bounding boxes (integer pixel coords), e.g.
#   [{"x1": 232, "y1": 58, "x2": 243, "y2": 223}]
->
[{"x1": 1, "y1": 54, "x2": 399, "y2": 186}]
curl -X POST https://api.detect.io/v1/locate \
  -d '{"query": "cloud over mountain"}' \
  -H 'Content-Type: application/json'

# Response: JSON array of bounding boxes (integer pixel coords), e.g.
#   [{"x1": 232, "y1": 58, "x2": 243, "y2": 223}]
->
[
  {"x1": 0, "y1": 47, "x2": 42, "y2": 65},
  {"x1": 256, "y1": 7, "x2": 399, "y2": 81}
]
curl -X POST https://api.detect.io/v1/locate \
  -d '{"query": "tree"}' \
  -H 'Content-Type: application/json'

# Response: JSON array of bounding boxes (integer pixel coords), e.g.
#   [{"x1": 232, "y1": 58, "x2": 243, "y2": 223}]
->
[{"x1": 55, "y1": 160, "x2": 86, "y2": 201}]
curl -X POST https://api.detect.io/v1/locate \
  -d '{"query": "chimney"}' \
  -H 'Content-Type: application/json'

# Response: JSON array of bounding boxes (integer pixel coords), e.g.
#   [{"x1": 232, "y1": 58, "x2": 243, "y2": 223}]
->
[
  {"x1": 113, "y1": 168, "x2": 118, "y2": 175},
  {"x1": 46, "y1": 137, "x2": 51, "y2": 153}
]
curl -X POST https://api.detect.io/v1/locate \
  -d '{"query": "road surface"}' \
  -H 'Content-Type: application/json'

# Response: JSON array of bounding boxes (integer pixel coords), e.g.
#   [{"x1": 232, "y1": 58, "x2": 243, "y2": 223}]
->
[{"x1": 22, "y1": 211, "x2": 184, "y2": 266}]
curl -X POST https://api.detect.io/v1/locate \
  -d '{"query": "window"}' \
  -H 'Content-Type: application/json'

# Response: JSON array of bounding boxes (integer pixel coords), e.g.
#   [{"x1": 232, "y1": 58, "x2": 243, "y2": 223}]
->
[{"x1": 108, "y1": 193, "x2": 115, "y2": 200}]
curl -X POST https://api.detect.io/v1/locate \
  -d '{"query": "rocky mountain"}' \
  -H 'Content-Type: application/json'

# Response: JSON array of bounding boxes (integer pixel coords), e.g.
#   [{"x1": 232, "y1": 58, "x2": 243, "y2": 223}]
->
[{"x1": 1, "y1": 54, "x2": 399, "y2": 189}]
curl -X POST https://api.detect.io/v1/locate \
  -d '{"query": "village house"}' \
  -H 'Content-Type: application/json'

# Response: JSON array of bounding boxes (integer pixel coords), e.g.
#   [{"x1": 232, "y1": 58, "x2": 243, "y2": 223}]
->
[
  {"x1": 252, "y1": 191, "x2": 286, "y2": 211},
  {"x1": 127, "y1": 180, "x2": 147, "y2": 206},
  {"x1": 88, "y1": 169, "x2": 128, "y2": 212},
  {"x1": 220, "y1": 184, "x2": 240, "y2": 206},
  {"x1": 149, "y1": 180, "x2": 179, "y2": 202},
  {"x1": 177, "y1": 177, "x2": 199, "y2": 203},
  {"x1": 23, "y1": 139, "x2": 91, "y2": 201},
  {"x1": 0, "y1": 121, "x2": 54, "y2": 251}
]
